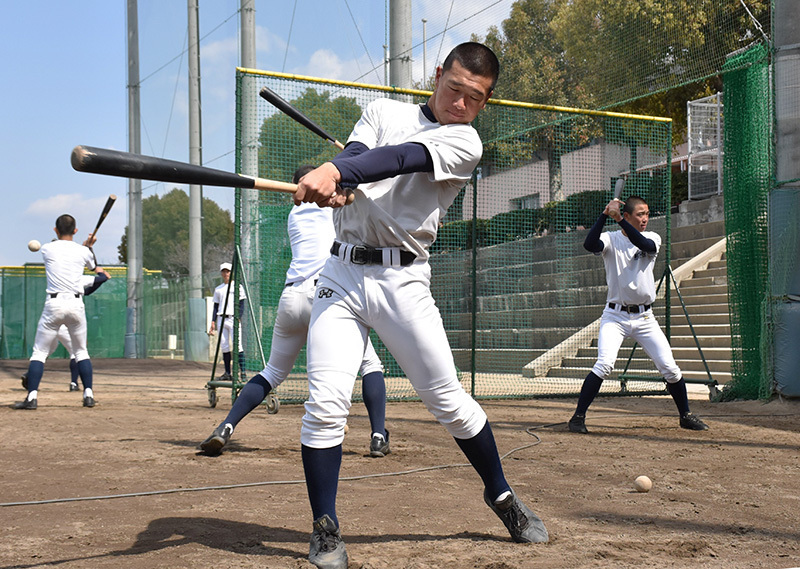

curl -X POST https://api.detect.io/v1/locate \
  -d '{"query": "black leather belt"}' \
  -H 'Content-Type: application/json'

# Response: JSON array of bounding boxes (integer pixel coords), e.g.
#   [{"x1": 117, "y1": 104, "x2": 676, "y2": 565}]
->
[
  {"x1": 49, "y1": 293, "x2": 81, "y2": 298},
  {"x1": 331, "y1": 241, "x2": 416, "y2": 266},
  {"x1": 608, "y1": 302, "x2": 651, "y2": 313}
]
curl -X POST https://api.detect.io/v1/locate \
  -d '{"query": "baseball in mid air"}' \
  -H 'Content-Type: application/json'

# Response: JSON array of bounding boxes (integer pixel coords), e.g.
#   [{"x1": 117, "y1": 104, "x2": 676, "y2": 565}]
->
[
  {"x1": 28, "y1": 239, "x2": 41, "y2": 252},
  {"x1": 634, "y1": 475, "x2": 652, "y2": 493}
]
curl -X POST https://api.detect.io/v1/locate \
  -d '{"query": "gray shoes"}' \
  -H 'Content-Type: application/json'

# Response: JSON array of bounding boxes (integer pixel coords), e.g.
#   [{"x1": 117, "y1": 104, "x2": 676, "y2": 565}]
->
[
  {"x1": 369, "y1": 431, "x2": 390, "y2": 457},
  {"x1": 309, "y1": 514, "x2": 347, "y2": 569},
  {"x1": 484, "y1": 489, "x2": 549, "y2": 543},
  {"x1": 199, "y1": 423, "x2": 233, "y2": 455},
  {"x1": 680, "y1": 413, "x2": 709, "y2": 430}
]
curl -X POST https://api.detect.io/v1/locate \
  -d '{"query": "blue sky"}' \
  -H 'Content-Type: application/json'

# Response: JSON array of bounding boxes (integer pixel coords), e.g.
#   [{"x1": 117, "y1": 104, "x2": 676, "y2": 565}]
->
[{"x1": 0, "y1": 0, "x2": 511, "y2": 268}]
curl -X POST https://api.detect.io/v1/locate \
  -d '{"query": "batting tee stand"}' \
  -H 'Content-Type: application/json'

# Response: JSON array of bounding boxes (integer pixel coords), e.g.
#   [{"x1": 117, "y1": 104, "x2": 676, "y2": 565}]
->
[
  {"x1": 618, "y1": 263, "x2": 720, "y2": 400},
  {"x1": 204, "y1": 245, "x2": 280, "y2": 414}
]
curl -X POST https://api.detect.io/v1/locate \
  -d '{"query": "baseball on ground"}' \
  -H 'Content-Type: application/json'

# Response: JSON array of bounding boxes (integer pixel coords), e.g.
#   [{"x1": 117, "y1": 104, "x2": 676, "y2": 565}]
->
[
  {"x1": 28, "y1": 239, "x2": 41, "y2": 252},
  {"x1": 634, "y1": 475, "x2": 652, "y2": 493}
]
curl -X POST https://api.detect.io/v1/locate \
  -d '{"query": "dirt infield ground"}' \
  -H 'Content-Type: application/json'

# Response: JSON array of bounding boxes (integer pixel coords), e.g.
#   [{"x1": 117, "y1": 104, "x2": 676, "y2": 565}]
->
[{"x1": 2, "y1": 358, "x2": 799, "y2": 569}]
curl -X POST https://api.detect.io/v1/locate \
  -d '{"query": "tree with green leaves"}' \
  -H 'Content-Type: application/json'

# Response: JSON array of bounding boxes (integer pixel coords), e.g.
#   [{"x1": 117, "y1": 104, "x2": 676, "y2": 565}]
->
[{"x1": 117, "y1": 189, "x2": 234, "y2": 277}]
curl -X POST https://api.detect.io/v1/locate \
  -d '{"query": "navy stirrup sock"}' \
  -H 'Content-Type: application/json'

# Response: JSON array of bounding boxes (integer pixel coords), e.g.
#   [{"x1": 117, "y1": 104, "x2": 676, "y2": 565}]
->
[
  {"x1": 223, "y1": 352, "x2": 232, "y2": 374},
  {"x1": 25, "y1": 361, "x2": 45, "y2": 392},
  {"x1": 77, "y1": 359, "x2": 93, "y2": 389},
  {"x1": 454, "y1": 421, "x2": 510, "y2": 502},
  {"x1": 666, "y1": 378, "x2": 691, "y2": 416},
  {"x1": 575, "y1": 371, "x2": 604, "y2": 416},
  {"x1": 302, "y1": 444, "x2": 342, "y2": 527},
  {"x1": 361, "y1": 371, "x2": 387, "y2": 436},
  {"x1": 223, "y1": 374, "x2": 272, "y2": 427},
  {"x1": 69, "y1": 358, "x2": 79, "y2": 384}
]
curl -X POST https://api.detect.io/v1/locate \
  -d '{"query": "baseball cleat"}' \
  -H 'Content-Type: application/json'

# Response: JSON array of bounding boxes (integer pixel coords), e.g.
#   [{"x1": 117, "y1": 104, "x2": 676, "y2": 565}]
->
[
  {"x1": 568, "y1": 414, "x2": 589, "y2": 434},
  {"x1": 308, "y1": 514, "x2": 348, "y2": 569},
  {"x1": 216, "y1": 372, "x2": 232, "y2": 381},
  {"x1": 199, "y1": 423, "x2": 233, "y2": 455},
  {"x1": 83, "y1": 396, "x2": 95, "y2": 407},
  {"x1": 679, "y1": 413, "x2": 709, "y2": 431},
  {"x1": 484, "y1": 489, "x2": 549, "y2": 543},
  {"x1": 13, "y1": 398, "x2": 38, "y2": 410},
  {"x1": 69, "y1": 382, "x2": 80, "y2": 391},
  {"x1": 369, "y1": 430, "x2": 390, "y2": 458}
]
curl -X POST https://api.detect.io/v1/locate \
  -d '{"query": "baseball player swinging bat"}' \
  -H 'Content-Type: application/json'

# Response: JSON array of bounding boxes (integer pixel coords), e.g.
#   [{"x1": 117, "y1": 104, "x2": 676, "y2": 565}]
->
[
  {"x1": 90, "y1": 195, "x2": 117, "y2": 238},
  {"x1": 259, "y1": 87, "x2": 345, "y2": 150},
  {"x1": 71, "y1": 146, "x2": 355, "y2": 205}
]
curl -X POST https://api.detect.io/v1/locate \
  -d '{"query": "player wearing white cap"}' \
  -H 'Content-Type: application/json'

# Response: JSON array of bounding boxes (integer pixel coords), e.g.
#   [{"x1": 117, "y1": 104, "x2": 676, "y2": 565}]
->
[
  {"x1": 209, "y1": 262, "x2": 246, "y2": 381},
  {"x1": 199, "y1": 165, "x2": 390, "y2": 458},
  {"x1": 568, "y1": 196, "x2": 709, "y2": 434},
  {"x1": 14, "y1": 214, "x2": 106, "y2": 409},
  {"x1": 293, "y1": 43, "x2": 547, "y2": 569}
]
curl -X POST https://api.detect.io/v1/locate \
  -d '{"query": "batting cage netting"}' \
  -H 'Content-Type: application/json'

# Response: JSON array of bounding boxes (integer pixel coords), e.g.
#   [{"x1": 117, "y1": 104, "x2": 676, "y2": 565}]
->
[{"x1": 232, "y1": 71, "x2": 673, "y2": 403}]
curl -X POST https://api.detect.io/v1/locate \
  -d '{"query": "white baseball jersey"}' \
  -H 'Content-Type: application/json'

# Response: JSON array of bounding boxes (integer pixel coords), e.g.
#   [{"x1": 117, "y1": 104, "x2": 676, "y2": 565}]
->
[
  {"x1": 333, "y1": 98, "x2": 483, "y2": 260},
  {"x1": 285, "y1": 202, "x2": 335, "y2": 286},
  {"x1": 598, "y1": 230, "x2": 661, "y2": 306},
  {"x1": 303, "y1": 98, "x2": 488, "y2": 448},
  {"x1": 212, "y1": 281, "x2": 246, "y2": 317},
  {"x1": 41, "y1": 240, "x2": 96, "y2": 294}
]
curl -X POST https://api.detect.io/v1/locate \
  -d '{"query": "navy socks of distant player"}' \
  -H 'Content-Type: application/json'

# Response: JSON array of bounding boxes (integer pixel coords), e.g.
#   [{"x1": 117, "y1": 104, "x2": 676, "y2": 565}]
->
[
  {"x1": 223, "y1": 352, "x2": 232, "y2": 375},
  {"x1": 454, "y1": 420, "x2": 511, "y2": 503},
  {"x1": 302, "y1": 444, "x2": 342, "y2": 527},
  {"x1": 574, "y1": 371, "x2": 604, "y2": 417},
  {"x1": 220, "y1": 373, "x2": 272, "y2": 429},
  {"x1": 69, "y1": 358, "x2": 79, "y2": 386},
  {"x1": 361, "y1": 370, "x2": 387, "y2": 437},
  {"x1": 665, "y1": 378, "x2": 691, "y2": 416},
  {"x1": 238, "y1": 351, "x2": 245, "y2": 376},
  {"x1": 77, "y1": 359, "x2": 93, "y2": 395},
  {"x1": 24, "y1": 361, "x2": 45, "y2": 395}
]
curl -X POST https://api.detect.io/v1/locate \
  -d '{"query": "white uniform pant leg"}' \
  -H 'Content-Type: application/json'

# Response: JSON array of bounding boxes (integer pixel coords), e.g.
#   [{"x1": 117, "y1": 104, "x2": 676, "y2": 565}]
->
[
  {"x1": 56, "y1": 325, "x2": 75, "y2": 358},
  {"x1": 369, "y1": 265, "x2": 486, "y2": 439},
  {"x1": 219, "y1": 316, "x2": 233, "y2": 353},
  {"x1": 63, "y1": 299, "x2": 89, "y2": 361},
  {"x1": 259, "y1": 283, "x2": 315, "y2": 390},
  {"x1": 631, "y1": 311, "x2": 682, "y2": 382},
  {"x1": 301, "y1": 295, "x2": 368, "y2": 448},
  {"x1": 592, "y1": 309, "x2": 629, "y2": 379},
  {"x1": 30, "y1": 301, "x2": 60, "y2": 363},
  {"x1": 358, "y1": 337, "x2": 383, "y2": 376}
]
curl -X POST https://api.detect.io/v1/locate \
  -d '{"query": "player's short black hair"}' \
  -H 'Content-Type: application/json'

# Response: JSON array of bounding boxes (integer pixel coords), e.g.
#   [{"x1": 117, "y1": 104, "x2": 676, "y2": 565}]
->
[
  {"x1": 623, "y1": 195, "x2": 648, "y2": 215},
  {"x1": 292, "y1": 164, "x2": 316, "y2": 184},
  {"x1": 442, "y1": 42, "x2": 500, "y2": 91},
  {"x1": 55, "y1": 214, "x2": 76, "y2": 237}
]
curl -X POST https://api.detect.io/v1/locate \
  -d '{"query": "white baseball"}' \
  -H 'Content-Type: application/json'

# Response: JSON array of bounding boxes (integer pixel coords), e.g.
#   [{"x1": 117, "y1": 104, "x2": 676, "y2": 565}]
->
[
  {"x1": 28, "y1": 239, "x2": 41, "y2": 252},
  {"x1": 634, "y1": 475, "x2": 652, "y2": 493}
]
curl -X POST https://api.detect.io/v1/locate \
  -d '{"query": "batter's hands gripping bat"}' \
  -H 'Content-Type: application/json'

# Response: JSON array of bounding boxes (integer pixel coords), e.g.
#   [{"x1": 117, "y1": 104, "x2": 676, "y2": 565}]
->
[
  {"x1": 71, "y1": 145, "x2": 355, "y2": 205},
  {"x1": 259, "y1": 87, "x2": 345, "y2": 150},
  {"x1": 90, "y1": 194, "x2": 117, "y2": 239}
]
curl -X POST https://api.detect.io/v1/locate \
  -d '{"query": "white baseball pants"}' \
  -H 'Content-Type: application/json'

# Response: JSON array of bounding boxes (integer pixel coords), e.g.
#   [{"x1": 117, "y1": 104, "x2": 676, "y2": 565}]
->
[
  {"x1": 301, "y1": 257, "x2": 487, "y2": 449},
  {"x1": 31, "y1": 294, "x2": 89, "y2": 363},
  {"x1": 592, "y1": 306, "x2": 682, "y2": 383}
]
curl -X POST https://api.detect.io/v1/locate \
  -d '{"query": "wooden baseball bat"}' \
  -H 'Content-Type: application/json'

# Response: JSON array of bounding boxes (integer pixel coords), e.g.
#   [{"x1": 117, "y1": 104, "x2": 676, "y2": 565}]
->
[
  {"x1": 71, "y1": 145, "x2": 297, "y2": 194},
  {"x1": 613, "y1": 177, "x2": 625, "y2": 200},
  {"x1": 259, "y1": 86, "x2": 346, "y2": 150},
  {"x1": 91, "y1": 194, "x2": 117, "y2": 238}
]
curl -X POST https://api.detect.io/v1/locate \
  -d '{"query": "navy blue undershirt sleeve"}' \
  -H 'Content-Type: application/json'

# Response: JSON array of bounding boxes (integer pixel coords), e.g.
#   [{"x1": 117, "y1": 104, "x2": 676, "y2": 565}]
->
[
  {"x1": 212, "y1": 303, "x2": 219, "y2": 323},
  {"x1": 618, "y1": 218, "x2": 657, "y2": 253},
  {"x1": 239, "y1": 299, "x2": 245, "y2": 315},
  {"x1": 331, "y1": 141, "x2": 434, "y2": 186},
  {"x1": 583, "y1": 213, "x2": 607, "y2": 253},
  {"x1": 83, "y1": 272, "x2": 109, "y2": 296}
]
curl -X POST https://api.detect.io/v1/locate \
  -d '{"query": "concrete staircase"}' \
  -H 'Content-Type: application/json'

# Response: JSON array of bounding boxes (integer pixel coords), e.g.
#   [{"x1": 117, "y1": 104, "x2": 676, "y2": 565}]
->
[{"x1": 430, "y1": 195, "x2": 730, "y2": 398}]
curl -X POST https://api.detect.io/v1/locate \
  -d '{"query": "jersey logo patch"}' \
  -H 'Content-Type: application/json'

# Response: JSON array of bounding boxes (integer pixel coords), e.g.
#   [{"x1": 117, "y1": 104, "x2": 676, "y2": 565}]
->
[{"x1": 317, "y1": 288, "x2": 335, "y2": 299}]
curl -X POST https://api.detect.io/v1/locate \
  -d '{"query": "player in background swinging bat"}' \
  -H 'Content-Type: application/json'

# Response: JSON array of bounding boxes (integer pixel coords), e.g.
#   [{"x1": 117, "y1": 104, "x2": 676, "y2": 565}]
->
[
  {"x1": 200, "y1": 165, "x2": 391, "y2": 459},
  {"x1": 568, "y1": 196, "x2": 709, "y2": 434},
  {"x1": 14, "y1": 214, "x2": 106, "y2": 409}
]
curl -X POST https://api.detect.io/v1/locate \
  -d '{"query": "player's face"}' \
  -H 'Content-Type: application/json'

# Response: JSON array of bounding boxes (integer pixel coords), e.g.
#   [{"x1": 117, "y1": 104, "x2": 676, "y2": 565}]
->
[
  {"x1": 221, "y1": 269, "x2": 231, "y2": 283},
  {"x1": 430, "y1": 60, "x2": 493, "y2": 125},
  {"x1": 624, "y1": 203, "x2": 650, "y2": 232}
]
